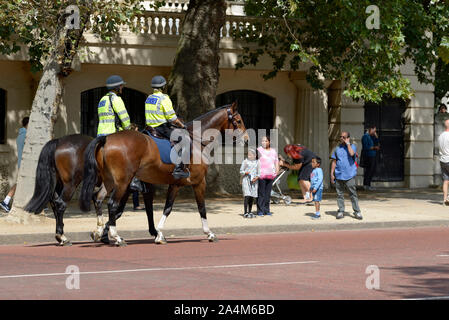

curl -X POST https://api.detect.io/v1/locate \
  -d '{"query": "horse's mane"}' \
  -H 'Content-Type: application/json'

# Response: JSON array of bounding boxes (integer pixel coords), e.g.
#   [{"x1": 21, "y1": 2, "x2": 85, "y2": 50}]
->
[{"x1": 186, "y1": 104, "x2": 232, "y2": 125}]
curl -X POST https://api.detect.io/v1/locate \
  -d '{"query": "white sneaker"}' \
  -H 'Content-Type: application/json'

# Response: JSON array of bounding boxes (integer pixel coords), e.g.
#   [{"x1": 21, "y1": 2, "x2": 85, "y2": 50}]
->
[{"x1": 0, "y1": 201, "x2": 11, "y2": 213}]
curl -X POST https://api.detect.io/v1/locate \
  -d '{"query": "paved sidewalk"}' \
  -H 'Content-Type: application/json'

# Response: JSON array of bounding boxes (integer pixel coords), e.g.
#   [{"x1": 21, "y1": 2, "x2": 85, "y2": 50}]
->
[{"x1": 1, "y1": 188, "x2": 448, "y2": 245}]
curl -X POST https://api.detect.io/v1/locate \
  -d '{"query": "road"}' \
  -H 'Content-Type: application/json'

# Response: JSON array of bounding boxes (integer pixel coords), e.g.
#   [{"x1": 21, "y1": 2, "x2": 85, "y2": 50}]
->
[{"x1": 1, "y1": 227, "x2": 449, "y2": 301}]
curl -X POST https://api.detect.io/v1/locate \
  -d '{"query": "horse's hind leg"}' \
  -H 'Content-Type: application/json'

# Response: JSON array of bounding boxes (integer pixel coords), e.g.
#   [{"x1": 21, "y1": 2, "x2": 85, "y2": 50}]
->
[
  {"x1": 90, "y1": 184, "x2": 107, "y2": 242},
  {"x1": 142, "y1": 183, "x2": 158, "y2": 238},
  {"x1": 155, "y1": 184, "x2": 180, "y2": 244},
  {"x1": 105, "y1": 187, "x2": 130, "y2": 247},
  {"x1": 53, "y1": 183, "x2": 75, "y2": 246},
  {"x1": 193, "y1": 179, "x2": 217, "y2": 242}
]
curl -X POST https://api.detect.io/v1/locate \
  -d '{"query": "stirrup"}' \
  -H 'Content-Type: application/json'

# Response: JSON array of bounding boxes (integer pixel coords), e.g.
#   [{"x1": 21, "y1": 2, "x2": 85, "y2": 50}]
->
[
  {"x1": 130, "y1": 177, "x2": 143, "y2": 192},
  {"x1": 172, "y1": 167, "x2": 190, "y2": 179}
]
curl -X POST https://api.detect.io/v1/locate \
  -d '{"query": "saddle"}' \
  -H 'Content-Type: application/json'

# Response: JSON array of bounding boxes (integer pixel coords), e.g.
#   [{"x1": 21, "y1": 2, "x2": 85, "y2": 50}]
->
[{"x1": 142, "y1": 126, "x2": 175, "y2": 164}]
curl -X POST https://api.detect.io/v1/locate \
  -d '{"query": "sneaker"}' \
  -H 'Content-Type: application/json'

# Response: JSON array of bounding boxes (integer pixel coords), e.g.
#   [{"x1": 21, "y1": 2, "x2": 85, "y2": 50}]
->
[
  {"x1": 336, "y1": 212, "x2": 344, "y2": 219},
  {"x1": 243, "y1": 213, "x2": 250, "y2": 218},
  {"x1": 311, "y1": 214, "x2": 321, "y2": 220},
  {"x1": 354, "y1": 212, "x2": 363, "y2": 220},
  {"x1": 444, "y1": 199, "x2": 449, "y2": 206},
  {"x1": 0, "y1": 201, "x2": 10, "y2": 213},
  {"x1": 257, "y1": 212, "x2": 264, "y2": 217},
  {"x1": 265, "y1": 212, "x2": 273, "y2": 216}
]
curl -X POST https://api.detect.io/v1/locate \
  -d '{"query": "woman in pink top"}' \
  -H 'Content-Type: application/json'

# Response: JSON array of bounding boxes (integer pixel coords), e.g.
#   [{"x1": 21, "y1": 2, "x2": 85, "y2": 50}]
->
[{"x1": 257, "y1": 136, "x2": 279, "y2": 216}]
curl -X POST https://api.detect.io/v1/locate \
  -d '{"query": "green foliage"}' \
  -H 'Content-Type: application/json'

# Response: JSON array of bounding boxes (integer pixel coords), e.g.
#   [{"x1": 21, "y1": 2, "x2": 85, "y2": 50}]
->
[
  {"x1": 0, "y1": 0, "x2": 165, "y2": 73},
  {"x1": 235, "y1": 0, "x2": 449, "y2": 103}
]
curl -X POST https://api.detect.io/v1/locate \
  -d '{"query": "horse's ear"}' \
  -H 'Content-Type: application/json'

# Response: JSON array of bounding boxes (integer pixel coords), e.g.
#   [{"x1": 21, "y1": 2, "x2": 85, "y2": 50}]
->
[{"x1": 231, "y1": 101, "x2": 238, "y2": 112}]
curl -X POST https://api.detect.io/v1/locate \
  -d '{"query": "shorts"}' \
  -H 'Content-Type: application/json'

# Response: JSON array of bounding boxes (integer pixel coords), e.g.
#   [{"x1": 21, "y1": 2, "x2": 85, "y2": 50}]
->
[
  {"x1": 312, "y1": 189, "x2": 323, "y2": 202},
  {"x1": 441, "y1": 161, "x2": 449, "y2": 181},
  {"x1": 298, "y1": 162, "x2": 313, "y2": 181}
]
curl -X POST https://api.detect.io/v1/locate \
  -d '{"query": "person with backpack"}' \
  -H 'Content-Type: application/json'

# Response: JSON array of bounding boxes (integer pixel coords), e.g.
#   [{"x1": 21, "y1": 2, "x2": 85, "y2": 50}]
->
[{"x1": 330, "y1": 131, "x2": 363, "y2": 220}]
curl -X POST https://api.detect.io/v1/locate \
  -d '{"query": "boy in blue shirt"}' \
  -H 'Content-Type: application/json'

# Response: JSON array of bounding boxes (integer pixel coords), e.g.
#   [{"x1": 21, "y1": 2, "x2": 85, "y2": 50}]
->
[{"x1": 310, "y1": 156, "x2": 324, "y2": 219}]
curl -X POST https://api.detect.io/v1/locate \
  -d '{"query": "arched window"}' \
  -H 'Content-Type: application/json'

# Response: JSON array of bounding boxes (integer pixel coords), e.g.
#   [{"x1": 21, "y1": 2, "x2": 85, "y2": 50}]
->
[
  {"x1": 0, "y1": 88, "x2": 6, "y2": 144},
  {"x1": 81, "y1": 87, "x2": 148, "y2": 137},
  {"x1": 216, "y1": 90, "x2": 274, "y2": 142}
]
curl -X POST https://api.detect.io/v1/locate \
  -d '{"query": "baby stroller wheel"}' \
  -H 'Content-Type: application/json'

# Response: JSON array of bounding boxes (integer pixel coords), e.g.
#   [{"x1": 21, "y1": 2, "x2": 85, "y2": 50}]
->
[
  {"x1": 272, "y1": 198, "x2": 281, "y2": 204},
  {"x1": 283, "y1": 196, "x2": 292, "y2": 205}
]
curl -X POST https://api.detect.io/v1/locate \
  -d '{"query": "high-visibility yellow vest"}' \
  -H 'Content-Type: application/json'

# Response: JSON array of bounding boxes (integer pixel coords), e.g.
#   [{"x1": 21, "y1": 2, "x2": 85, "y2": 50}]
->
[
  {"x1": 145, "y1": 91, "x2": 177, "y2": 128},
  {"x1": 97, "y1": 92, "x2": 131, "y2": 136}
]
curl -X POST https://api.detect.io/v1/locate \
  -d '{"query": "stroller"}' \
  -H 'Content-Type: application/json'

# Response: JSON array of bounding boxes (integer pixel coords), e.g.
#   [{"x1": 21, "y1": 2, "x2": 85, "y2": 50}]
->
[{"x1": 270, "y1": 166, "x2": 292, "y2": 205}]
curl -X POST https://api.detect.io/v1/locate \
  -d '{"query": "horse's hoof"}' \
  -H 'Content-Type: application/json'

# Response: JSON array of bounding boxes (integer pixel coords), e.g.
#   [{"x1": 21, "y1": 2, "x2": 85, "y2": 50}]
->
[
  {"x1": 90, "y1": 232, "x2": 102, "y2": 242},
  {"x1": 61, "y1": 240, "x2": 72, "y2": 247},
  {"x1": 155, "y1": 236, "x2": 167, "y2": 245},
  {"x1": 208, "y1": 234, "x2": 218, "y2": 242},
  {"x1": 101, "y1": 237, "x2": 110, "y2": 245},
  {"x1": 116, "y1": 240, "x2": 127, "y2": 247}
]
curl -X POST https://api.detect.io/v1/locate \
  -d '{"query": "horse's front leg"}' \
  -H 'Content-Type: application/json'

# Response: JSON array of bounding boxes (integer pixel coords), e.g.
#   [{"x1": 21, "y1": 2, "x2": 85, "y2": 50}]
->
[
  {"x1": 155, "y1": 184, "x2": 180, "y2": 244},
  {"x1": 193, "y1": 178, "x2": 217, "y2": 242}
]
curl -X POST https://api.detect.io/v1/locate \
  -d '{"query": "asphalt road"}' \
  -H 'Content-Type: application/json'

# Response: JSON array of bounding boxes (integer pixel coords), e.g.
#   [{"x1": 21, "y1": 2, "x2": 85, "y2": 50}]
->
[{"x1": 1, "y1": 227, "x2": 449, "y2": 301}]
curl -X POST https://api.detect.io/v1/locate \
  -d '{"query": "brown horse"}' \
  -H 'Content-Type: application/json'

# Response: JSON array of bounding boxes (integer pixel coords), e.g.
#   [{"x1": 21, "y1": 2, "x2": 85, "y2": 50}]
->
[
  {"x1": 24, "y1": 134, "x2": 158, "y2": 246},
  {"x1": 80, "y1": 102, "x2": 248, "y2": 246}
]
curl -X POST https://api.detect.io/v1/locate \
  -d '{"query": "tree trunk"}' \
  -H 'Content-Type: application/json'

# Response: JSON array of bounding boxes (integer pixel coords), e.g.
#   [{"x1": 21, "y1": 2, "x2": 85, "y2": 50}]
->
[{"x1": 168, "y1": 0, "x2": 227, "y2": 120}]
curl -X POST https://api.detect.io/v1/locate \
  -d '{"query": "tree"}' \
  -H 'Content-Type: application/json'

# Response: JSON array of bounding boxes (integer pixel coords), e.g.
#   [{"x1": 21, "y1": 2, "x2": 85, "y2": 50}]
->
[
  {"x1": 234, "y1": 0, "x2": 449, "y2": 103},
  {"x1": 0, "y1": 0, "x2": 153, "y2": 218},
  {"x1": 167, "y1": 0, "x2": 227, "y2": 120}
]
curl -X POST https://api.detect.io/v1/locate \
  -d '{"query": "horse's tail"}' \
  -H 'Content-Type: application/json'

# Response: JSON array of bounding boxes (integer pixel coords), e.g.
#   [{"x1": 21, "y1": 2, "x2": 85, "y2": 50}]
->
[
  {"x1": 24, "y1": 138, "x2": 59, "y2": 214},
  {"x1": 79, "y1": 135, "x2": 107, "y2": 212}
]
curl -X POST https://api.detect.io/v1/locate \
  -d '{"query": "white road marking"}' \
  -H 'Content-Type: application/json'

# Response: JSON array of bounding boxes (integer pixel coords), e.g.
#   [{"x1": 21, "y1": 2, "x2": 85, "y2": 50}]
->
[
  {"x1": 436, "y1": 254, "x2": 449, "y2": 257},
  {"x1": 0, "y1": 261, "x2": 319, "y2": 280},
  {"x1": 403, "y1": 296, "x2": 449, "y2": 300}
]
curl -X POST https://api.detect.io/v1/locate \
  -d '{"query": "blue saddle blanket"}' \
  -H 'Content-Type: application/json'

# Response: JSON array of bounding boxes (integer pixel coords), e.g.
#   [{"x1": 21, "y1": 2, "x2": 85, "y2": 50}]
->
[{"x1": 145, "y1": 132, "x2": 174, "y2": 164}]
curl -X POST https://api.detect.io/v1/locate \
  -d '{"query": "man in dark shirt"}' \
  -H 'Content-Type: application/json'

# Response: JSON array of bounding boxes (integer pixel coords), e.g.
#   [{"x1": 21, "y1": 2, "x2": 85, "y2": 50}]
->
[{"x1": 361, "y1": 125, "x2": 380, "y2": 190}]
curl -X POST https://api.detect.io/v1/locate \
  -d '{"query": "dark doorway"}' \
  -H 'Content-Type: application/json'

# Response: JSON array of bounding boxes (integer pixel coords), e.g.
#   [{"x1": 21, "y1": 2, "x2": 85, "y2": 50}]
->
[
  {"x1": 0, "y1": 88, "x2": 6, "y2": 144},
  {"x1": 364, "y1": 98, "x2": 406, "y2": 181},
  {"x1": 81, "y1": 87, "x2": 148, "y2": 137},
  {"x1": 216, "y1": 90, "x2": 274, "y2": 142}
]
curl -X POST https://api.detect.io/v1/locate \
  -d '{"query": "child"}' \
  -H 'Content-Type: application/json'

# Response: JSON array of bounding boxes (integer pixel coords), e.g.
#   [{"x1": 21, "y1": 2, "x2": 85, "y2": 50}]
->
[
  {"x1": 310, "y1": 156, "x2": 324, "y2": 219},
  {"x1": 240, "y1": 148, "x2": 260, "y2": 218}
]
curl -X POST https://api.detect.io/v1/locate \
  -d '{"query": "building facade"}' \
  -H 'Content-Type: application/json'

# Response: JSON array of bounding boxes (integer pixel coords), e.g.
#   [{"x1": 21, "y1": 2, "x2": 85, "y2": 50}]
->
[{"x1": 0, "y1": 1, "x2": 436, "y2": 196}]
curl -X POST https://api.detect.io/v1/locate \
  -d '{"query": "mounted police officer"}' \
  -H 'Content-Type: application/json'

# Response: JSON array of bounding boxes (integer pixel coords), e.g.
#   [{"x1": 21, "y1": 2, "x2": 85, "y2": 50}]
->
[
  {"x1": 145, "y1": 75, "x2": 190, "y2": 179},
  {"x1": 98, "y1": 75, "x2": 142, "y2": 191},
  {"x1": 97, "y1": 75, "x2": 131, "y2": 136}
]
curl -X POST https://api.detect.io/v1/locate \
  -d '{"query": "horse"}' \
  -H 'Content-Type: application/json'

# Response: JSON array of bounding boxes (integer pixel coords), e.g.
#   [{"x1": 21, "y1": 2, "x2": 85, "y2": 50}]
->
[
  {"x1": 79, "y1": 102, "x2": 248, "y2": 246},
  {"x1": 24, "y1": 134, "x2": 158, "y2": 246}
]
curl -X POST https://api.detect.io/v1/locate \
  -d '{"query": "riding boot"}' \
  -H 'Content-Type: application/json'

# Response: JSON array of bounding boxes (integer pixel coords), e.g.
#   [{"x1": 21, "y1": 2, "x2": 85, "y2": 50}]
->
[
  {"x1": 172, "y1": 163, "x2": 190, "y2": 179},
  {"x1": 130, "y1": 177, "x2": 143, "y2": 192}
]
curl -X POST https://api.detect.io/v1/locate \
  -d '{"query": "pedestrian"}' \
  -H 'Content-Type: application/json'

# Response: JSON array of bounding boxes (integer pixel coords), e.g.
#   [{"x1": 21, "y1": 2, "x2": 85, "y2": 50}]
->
[
  {"x1": 281, "y1": 144, "x2": 316, "y2": 203},
  {"x1": 257, "y1": 136, "x2": 279, "y2": 216},
  {"x1": 240, "y1": 148, "x2": 260, "y2": 218},
  {"x1": 0, "y1": 116, "x2": 28, "y2": 213},
  {"x1": 361, "y1": 125, "x2": 380, "y2": 190},
  {"x1": 310, "y1": 156, "x2": 324, "y2": 220},
  {"x1": 130, "y1": 123, "x2": 145, "y2": 210},
  {"x1": 438, "y1": 119, "x2": 449, "y2": 206},
  {"x1": 438, "y1": 104, "x2": 447, "y2": 114},
  {"x1": 330, "y1": 131, "x2": 363, "y2": 220}
]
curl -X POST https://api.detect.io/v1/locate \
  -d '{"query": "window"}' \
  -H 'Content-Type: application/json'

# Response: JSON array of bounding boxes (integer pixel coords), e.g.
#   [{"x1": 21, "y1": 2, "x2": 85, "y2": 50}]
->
[
  {"x1": 0, "y1": 89, "x2": 6, "y2": 144},
  {"x1": 81, "y1": 87, "x2": 148, "y2": 137},
  {"x1": 216, "y1": 90, "x2": 274, "y2": 144}
]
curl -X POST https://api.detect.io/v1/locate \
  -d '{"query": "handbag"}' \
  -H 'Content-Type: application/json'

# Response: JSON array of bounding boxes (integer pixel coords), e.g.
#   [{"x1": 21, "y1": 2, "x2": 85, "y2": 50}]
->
[{"x1": 359, "y1": 149, "x2": 368, "y2": 168}]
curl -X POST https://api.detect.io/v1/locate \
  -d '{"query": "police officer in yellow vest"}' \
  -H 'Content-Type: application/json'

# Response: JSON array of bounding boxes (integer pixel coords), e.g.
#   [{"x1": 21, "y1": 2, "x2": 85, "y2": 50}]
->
[
  {"x1": 97, "y1": 75, "x2": 131, "y2": 136},
  {"x1": 145, "y1": 75, "x2": 190, "y2": 179},
  {"x1": 98, "y1": 75, "x2": 143, "y2": 192}
]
